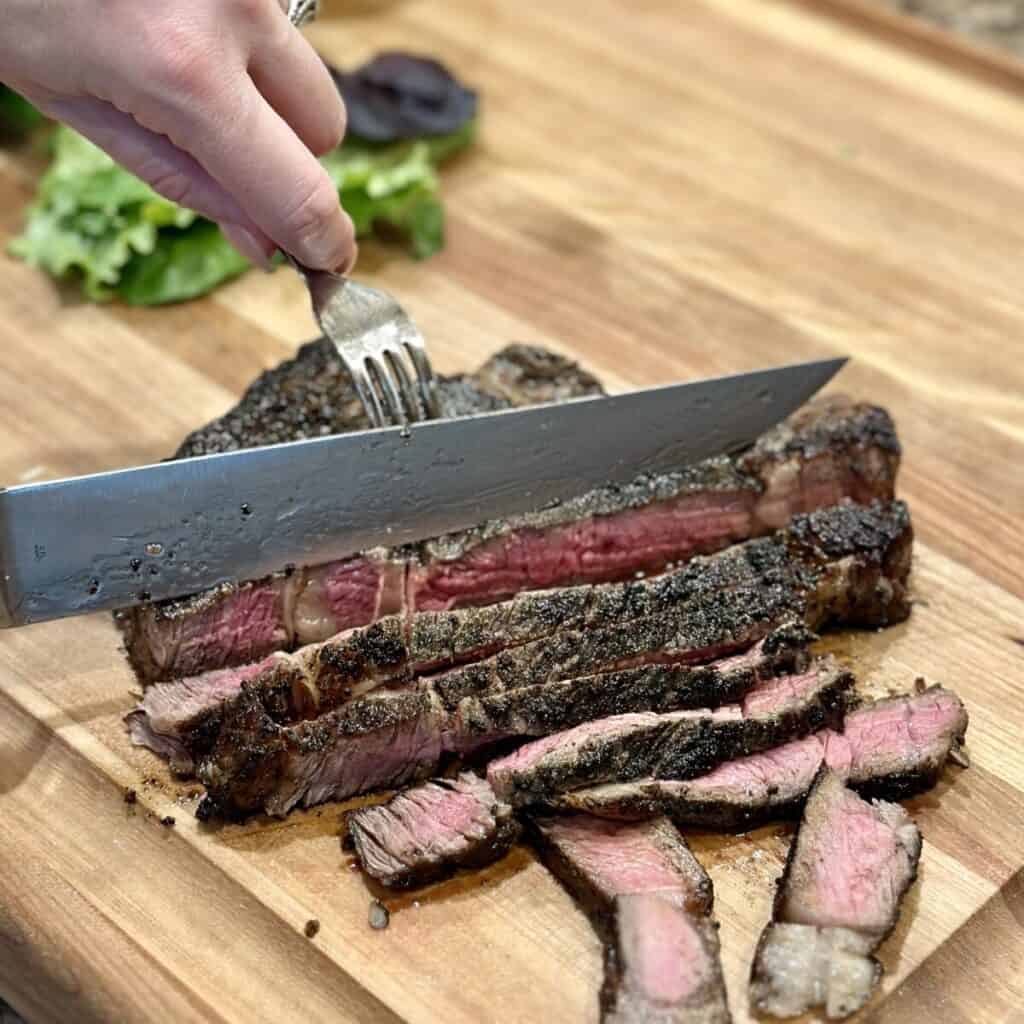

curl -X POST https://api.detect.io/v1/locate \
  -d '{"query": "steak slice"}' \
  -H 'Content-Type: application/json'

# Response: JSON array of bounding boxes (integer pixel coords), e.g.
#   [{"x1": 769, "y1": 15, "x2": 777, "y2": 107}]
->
[
  {"x1": 455, "y1": 627, "x2": 810, "y2": 740},
  {"x1": 552, "y1": 685, "x2": 968, "y2": 825},
  {"x1": 347, "y1": 772, "x2": 519, "y2": 889},
  {"x1": 487, "y1": 659, "x2": 852, "y2": 807},
  {"x1": 530, "y1": 815, "x2": 730, "y2": 1023},
  {"x1": 749, "y1": 768, "x2": 922, "y2": 1019},
  {"x1": 198, "y1": 625, "x2": 808, "y2": 820},
  {"x1": 195, "y1": 499, "x2": 911, "y2": 820},
  {"x1": 120, "y1": 343, "x2": 899, "y2": 684},
  {"x1": 407, "y1": 394, "x2": 897, "y2": 616}
]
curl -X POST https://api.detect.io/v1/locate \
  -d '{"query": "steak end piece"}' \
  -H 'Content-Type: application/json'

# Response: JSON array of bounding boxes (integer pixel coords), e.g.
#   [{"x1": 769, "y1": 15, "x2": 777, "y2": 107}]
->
[
  {"x1": 530, "y1": 815, "x2": 731, "y2": 1024},
  {"x1": 554, "y1": 683, "x2": 967, "y2": 827},
  {"x1": 749, "y1": 768, "x2": 922, "y2": 1020},
  {"x1": 348, "y1": 773, "x2": 519, "y2": 889}
]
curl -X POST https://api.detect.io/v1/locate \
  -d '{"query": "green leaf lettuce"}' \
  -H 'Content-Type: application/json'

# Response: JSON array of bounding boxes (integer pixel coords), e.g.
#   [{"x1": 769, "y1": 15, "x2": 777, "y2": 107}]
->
[
  {"x1": 0, "y1": 85, "x2": 44, "y2": 137},
  {"x1": 10, "y1": 119, "x2": 474, "y2": 305}
]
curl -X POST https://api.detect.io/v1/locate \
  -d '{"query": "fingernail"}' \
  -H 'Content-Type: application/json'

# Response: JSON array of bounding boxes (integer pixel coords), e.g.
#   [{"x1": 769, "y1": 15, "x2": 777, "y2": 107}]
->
[
  {"x1": 220, "y1": 223, "x2": 275, "y2": 272},
  {"x1": 335, "y1": 240, "x2": 358, "y2": 277}
]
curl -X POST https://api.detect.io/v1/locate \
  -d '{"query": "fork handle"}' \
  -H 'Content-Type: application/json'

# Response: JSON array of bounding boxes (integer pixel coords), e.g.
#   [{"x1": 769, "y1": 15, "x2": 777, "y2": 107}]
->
[{"x1": 285, "y1": 0, "x2": 320, "y2": 28}]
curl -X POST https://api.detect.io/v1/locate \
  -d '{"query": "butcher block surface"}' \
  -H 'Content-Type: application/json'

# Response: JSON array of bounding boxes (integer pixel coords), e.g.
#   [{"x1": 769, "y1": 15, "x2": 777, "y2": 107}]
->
[{"x1": 0, "y1": 1, "x2": 1022, "y2": 1021}]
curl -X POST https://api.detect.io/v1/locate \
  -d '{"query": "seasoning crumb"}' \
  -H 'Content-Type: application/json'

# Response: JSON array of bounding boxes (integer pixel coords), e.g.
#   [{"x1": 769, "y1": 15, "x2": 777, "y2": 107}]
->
[
  {"x1": 914, "y1": 676, "x2": 928, "y2": 694},
  {"x1": 949, "y1": 744, "x2": 971, "y2": 769},
  {"x1": 123, "y1": 788, "x2": 137, "y2": 805},
  {"x1": 412, "y1": 901, "x2": 421, "y2": 910},
  {"x1": 304, "y1": 919, "x2": 321, "y2": 939},
  {"x1": 368, "y1": 900, "x2": 390, "y2": 930},
  {"x1": 160, "y1": 815, "x2": 176, "y2": 828}
]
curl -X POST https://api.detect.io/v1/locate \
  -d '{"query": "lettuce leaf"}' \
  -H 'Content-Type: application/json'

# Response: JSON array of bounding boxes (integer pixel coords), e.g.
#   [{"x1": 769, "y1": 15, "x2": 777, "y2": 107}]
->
[
  {"x1": 0, "y1": 85, "x2": 44, "y2": 137},
  {"x1": 10, "y1": 119, "x2": 474, "y2": 305},
  {"x1": 117, "y1": 221, "x2": 250, "y2": 306}
]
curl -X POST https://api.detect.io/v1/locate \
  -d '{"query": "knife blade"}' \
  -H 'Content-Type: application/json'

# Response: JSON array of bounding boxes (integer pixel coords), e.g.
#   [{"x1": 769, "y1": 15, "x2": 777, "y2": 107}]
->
[{"x1": 0, "y1": 358, "x2": 845, "y2": 627}]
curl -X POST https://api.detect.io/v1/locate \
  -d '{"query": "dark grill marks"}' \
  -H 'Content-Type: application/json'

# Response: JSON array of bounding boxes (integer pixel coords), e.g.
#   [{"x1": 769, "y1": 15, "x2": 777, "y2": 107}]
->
[
  {"x1": 196, "y1": 626, "x2": 810, "y2": 820},
  {"x1": 127, "y1": 513, "x2": 814, "y2": 771},
  {"x1": 749, "y1": 769, "x2": 922, "y2": 1019},
  {"x1": 129, "y1": 493, "x2": 910, "y2": 785}
]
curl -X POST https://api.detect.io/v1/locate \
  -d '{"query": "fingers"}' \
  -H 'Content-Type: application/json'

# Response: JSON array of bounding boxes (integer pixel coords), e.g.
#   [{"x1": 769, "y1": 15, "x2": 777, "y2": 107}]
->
[
  {"x1": 219, "y1": 222, "x2": 276, "y2": 270},
  {"x1": 67, "y1": 0, "x2": 356, "y2": 272},
  {"x1": 46, "y1": 96, "x2": 263, "y2": 232},
  {"x1": 180, "y1": 78, "x2": 356, "y2": 271},
  {"x1": 249, "y1": 21, "x2": 345, "y2": 157}
]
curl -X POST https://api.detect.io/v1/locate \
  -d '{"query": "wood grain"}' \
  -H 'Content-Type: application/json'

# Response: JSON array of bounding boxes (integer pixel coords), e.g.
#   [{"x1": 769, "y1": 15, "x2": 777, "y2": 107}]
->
[
  {"x1": 0, "y1": 1, "x2": 1022, "y2": 1021},
  {"x1": 788, "y1": 0, "x2": 1024, "y2": 96}
]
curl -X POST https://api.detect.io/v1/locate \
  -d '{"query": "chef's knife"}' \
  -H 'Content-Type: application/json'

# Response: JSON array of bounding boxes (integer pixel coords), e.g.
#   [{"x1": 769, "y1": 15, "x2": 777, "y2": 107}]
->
[{"x1": 0, "y1": 358, "x2": 845, "y2": 627}]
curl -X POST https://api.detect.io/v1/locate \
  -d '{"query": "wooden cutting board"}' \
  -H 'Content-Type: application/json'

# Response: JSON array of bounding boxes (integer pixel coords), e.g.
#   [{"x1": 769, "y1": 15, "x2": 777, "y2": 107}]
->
[{"x1": 1, "y1": 2, "x2": 1022, "y2": 1021}]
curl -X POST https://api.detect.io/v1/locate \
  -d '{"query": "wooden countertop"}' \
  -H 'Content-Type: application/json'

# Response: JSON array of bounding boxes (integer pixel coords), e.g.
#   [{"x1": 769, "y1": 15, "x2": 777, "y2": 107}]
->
[{"x1": 0, "y1": 2, "x2": 1022, "y2": 1021}]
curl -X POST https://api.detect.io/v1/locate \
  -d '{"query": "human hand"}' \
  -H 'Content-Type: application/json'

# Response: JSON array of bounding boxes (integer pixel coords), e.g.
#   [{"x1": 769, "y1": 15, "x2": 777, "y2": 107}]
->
[{"x1": 0, "y1": 0, "x2": 356, "y2": 272}]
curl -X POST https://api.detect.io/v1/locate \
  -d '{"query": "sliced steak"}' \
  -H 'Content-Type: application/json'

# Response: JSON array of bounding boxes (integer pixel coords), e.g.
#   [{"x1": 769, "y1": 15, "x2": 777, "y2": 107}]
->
[
  {"x1": 408, "y1": 394, "x2": 897, "y2": 616},
  {"x1": 347, "y1": 772, "x2": 519, "y2": 889},
  {"x1": 749, "y1": 768, "x2": 922, "y2": 1019},
  {"x1": 128, "y1": 505, "x2": 822, "y2": 774},
  {"x1": 195, "y1": 500, "x2": 911, "y2": 819},
  {"x1": 530, "y1": 815, "x2": 730, "y2": 1023},
  {"x1": 487, "y1": 659, "x2": 852, "y2": 807},
  {"x1": 132, "y1": 544, "x2": 811, "y2": 774},
  {"x1": 130, "y1": 491, "x2": 910, "y2": 775},
  {"x1": 120, "y1": 348, "x2": 899, "y2": 684},
  {"x1": 198, "y1": 626, "x2": 808, "y2": 820},
  {"x1": 125, "y1": 654, "x2": 289, "y2": 775},
  {"x1": 553, "y1": 685, "x2": 967, "y2": 825}
]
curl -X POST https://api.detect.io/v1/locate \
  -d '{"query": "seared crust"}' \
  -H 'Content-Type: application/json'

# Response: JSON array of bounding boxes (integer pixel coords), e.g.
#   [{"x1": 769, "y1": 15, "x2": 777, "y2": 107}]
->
[
  {"x1": 175, "y1": 341, "x2": 604, "y2": 457},
  {"x1": 553, "y1": 685, "x2": 968, "y2": 826},
  {"x1": 489, "y1": 660, "x2": 854, "y2": 808}
]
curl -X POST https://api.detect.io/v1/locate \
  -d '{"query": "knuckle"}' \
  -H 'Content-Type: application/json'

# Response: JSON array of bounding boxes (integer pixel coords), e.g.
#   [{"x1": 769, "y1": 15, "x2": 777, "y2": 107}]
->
[
  {"x1": 149, "y1": 31, "x2": 218, "y2": 100},
  {"x1": 142, "y1": 163, "x2": 197, "y2": 210},
  {"x1": 225, "y1": 0, "x2": 271, "y2": 21}
]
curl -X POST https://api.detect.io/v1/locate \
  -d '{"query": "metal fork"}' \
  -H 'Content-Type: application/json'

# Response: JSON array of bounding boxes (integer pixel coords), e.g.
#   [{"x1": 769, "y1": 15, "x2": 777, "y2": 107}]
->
[
  {"x1": 286, "y1": 258, "x2": 441, "y2": 427},
  {"x1": 283, "y1": 0, "x2": 439, "y2": 428}
]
